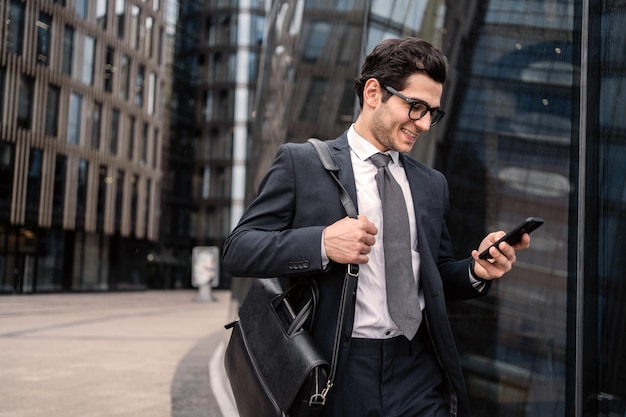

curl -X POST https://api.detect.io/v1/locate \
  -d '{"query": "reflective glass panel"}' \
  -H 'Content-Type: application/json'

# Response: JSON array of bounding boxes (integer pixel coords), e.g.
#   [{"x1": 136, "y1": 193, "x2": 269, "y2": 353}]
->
[
  {"x1": 594, "y1": 0, "x2": 626, "y2": 413},
  {"x1": 17, "y1": 75, "x2": 34, "y2": 129},
  {"x1": 68, "y1": 92, "x2": 83, "y2": 144},
  {"x1": 438, "y1": 2, "x2": 574, "y2": 416},
  {"x1": 45, "y1": 85, "x2": 60, "y2": 137},
  {"x1": 36, "y1": 12, "x2": 52, "y2": 66}
]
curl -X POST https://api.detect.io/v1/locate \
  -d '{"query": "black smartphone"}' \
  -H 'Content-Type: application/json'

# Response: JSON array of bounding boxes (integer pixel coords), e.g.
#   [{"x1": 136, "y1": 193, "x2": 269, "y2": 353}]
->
[{"x1": 478, "y1": 217, "x2": 544, "y2": 260}]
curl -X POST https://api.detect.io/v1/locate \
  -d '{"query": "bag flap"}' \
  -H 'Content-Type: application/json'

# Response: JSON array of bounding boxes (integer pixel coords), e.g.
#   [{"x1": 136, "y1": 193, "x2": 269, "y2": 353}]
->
[{"x1": 237, "y1": 278, "x2": 329, "y2": 411}]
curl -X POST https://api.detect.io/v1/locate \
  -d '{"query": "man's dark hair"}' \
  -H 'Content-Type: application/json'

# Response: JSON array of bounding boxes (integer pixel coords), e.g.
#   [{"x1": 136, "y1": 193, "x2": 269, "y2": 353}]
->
[{"x1": 354, "y1": 37, "x2": 449, "y2": 108}]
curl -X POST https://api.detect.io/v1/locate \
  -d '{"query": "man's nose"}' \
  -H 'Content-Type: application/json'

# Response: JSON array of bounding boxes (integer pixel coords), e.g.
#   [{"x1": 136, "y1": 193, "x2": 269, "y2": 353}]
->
[{"x1": 413, "y1": 114, "x2": 431, "y2": 131}]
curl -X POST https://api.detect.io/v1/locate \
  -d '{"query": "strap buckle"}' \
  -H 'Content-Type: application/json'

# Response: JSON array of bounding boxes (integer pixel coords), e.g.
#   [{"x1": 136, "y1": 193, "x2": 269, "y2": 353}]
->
[{"x1": 309, "y1": 381, "x2": 333, "y2": 407}]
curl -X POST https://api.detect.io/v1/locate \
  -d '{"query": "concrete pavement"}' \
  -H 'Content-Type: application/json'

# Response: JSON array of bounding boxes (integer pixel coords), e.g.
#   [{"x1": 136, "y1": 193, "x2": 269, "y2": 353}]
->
[{"x1": 0, "y1": 290, "x2": 239, "y2": 417}]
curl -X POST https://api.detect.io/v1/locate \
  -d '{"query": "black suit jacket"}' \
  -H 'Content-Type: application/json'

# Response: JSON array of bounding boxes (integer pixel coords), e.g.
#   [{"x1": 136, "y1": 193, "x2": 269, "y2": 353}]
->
[{"x1": 222, "y1": 132, "x2": 487, "y2": 417}]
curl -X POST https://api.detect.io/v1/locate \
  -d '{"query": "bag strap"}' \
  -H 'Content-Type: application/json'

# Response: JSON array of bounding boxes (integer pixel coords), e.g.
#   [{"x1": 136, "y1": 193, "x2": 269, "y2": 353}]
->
[
  {"x1": 307, "y1": 138, "x2": 359, "y2": 407},
  {"x1": 307, "y1": 138, "x2": 357, "y2": 219}
]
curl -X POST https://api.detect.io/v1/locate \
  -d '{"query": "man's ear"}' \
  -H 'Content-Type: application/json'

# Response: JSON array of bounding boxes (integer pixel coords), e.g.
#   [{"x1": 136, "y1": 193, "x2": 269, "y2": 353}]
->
[{"x1": 362, "y1": 78, "x2": 382, "y2": 108}]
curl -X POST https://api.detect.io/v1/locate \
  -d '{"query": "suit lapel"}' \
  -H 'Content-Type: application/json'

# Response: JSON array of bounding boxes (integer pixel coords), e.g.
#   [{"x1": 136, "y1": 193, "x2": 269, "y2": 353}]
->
[
  {"x1": 401, "y1": 154, "x2": 428, "y2": 226},
  {"x1": 327, "y1": 134, "x2": 359, "y2": 214},
  {"x1": 401, "y1": 154, "x2": 439, "y2": 272}
]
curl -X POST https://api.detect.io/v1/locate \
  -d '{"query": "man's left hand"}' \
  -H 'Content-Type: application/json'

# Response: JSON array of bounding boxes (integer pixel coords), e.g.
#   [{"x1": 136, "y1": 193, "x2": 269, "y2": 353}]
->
[{"x1": 470, "y1": 232, "x2": 531, "y2": 280}]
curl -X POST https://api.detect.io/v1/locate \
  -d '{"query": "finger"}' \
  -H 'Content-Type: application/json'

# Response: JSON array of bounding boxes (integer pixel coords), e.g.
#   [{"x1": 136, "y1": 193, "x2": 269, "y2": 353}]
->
[
  {"x1": 513, "y1": 233, "x2": 531, "y2": 249},
  {"x1": 354, "y1": 253, "x2": 369, "y2": 264},
  {"x1": 362, "y1": 235, "x2": 376, "y2": 246},
  {"x1": 361, "y1": 219, "x2": 378, "y2": 235},
  {"x1": 359, "y1": 242, "x2": 372, "y2": 254}
]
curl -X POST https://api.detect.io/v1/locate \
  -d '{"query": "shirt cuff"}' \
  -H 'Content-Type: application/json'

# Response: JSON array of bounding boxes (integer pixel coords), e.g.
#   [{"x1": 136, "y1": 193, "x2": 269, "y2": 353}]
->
[
  {"x1": 321, "y1": 229, "x2": 329, "y2": 269},
  {"x1": 469, "y1": 258, "x2": 488, "y2": 293}
]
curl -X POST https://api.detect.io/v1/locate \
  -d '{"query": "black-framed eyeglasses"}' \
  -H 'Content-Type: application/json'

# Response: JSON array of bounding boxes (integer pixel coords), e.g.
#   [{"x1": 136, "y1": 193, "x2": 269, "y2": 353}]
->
[{"x1": 383, "y1": 85, "x2": 446, "y2": 126}]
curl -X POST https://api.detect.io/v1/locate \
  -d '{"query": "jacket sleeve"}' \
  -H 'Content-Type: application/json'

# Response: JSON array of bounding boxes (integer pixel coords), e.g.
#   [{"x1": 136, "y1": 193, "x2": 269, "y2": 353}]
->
[
  {"x1": 222, "y1": 143, "x2": 326, "y2": 278},
  {"x1": 429, "y1": 168, "x2": 489, "y2": 301}
]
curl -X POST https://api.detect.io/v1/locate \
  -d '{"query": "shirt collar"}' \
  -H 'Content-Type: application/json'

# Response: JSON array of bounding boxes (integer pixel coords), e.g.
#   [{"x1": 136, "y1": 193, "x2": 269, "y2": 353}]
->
[{"x1": 347, "y1": 125, "x2": 401, "y2": 165}]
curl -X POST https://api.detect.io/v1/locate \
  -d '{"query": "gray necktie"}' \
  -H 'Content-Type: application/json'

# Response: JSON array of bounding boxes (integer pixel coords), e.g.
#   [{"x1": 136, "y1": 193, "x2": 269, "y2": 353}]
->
[{"x1": 369, "y1": 153, "x2": 422, "y2": 340}]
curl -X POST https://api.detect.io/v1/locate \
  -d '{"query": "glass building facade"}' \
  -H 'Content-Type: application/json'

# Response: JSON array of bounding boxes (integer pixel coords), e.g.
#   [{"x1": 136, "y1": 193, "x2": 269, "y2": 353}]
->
[
  {"x1": 0, "y1": 0, "x2": 171, "y2": 292},
  {"x1": 435, "y1": 0, "x2": 625, "y2": 415}
]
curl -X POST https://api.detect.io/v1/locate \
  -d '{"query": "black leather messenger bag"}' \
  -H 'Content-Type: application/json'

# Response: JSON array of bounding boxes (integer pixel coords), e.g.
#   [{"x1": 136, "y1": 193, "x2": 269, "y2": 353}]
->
[{"x1": 223, "y1": 138, "x2": 358, "y2": 417}]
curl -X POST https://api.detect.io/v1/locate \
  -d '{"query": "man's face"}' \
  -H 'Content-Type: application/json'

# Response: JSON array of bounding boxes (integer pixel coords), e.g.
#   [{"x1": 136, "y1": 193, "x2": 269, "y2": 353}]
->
[{"x1": 368, "y1": 73, "x2": 443, "y2": 153}]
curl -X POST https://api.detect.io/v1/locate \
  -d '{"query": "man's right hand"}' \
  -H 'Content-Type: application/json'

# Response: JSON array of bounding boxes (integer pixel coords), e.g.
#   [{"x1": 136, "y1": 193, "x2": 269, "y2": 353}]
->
[{"x1": 323, "y1": 215, "x2": 378, "y2": 265}]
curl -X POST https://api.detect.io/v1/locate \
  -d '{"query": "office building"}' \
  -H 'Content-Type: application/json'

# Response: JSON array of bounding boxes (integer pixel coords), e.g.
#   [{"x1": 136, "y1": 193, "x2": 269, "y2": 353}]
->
[{"x1": 0, "y1": 0, "x2": 170, "y2": 291}]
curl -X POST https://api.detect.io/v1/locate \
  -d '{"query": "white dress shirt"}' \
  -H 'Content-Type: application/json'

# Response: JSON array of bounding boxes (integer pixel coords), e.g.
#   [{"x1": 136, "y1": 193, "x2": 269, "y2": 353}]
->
[
  {"x1": 346, "y1": 126, "x2": 425, "y2": 339},
  {"x1": 320, "y1": 125, "x2": 483, "y2": 338}
]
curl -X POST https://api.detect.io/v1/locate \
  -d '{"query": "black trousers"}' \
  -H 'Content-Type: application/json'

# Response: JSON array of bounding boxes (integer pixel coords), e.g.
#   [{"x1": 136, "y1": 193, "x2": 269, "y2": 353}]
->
[{"x1": 323, "y1": 326, "x2": 450, "y2": 417}]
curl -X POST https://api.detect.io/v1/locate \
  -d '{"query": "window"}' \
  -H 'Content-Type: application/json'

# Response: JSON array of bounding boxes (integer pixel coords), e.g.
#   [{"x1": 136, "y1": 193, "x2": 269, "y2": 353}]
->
[
  {"x1": 62, "y1": 25, "x2": 75, "y2": 76},
  {"x1": 204, "y1": 90, "x2": 213, "y2": 121},
  {"x1": 147, "y1": 72, "x2": 156, "y2": 115},
  {"x1": 201, "y1": 167, "x2": 210, "y2": 199},
  {"x1": 0, "y1": 142, "x2": 14, "y2": 223},
  {"x1": 116, "y1": 0, "x2": 126, "y2": 39},
  {"x1": 130, "y1": 6, "x2": 141, "y2": 50},
  {"x1": 299, "y1": 77, "x2": 328, "y2": 124},
  {"x1": 216, "y1": 89, "x2": 234, "y2": 120},
  {"x1": 251, "y1": 15, "x2": 265, "y2": 45},
  {"x1": 337, "y1": 26, "x2": 360, "y2": 66},
  {"x1": 335, "y1": 81, "x2": 355, "y2": 126},
  {"x1": 96, "y1": 166, "x2": 107, "y2": 232},
  {"x1": 36, "y1": 12, "x2": 52, "y2": 66},
  {"x1": 302, "y1": 22, "x2": 331, "y2": 62},
  {"x1": 144, "y1": 178, "x2": 151, "y2": 237},
  {"x1": 249, "y1": 52, "x2": 258, "y2": 82},
  {"x1": 215, "y1": 14, "x2": 235, "y2": 44},
  {"x1": 130, "y1": 175, "x2": 139, "y2": 235},
  {"x1": 141, "y1": 122, "x2": 149, "y2": 165},
  {"x1": 75, "y1": 160, "x2": 88, "y2": 229},
  {"x1": 109, "y1": 109, "x2": 120, "y2": 155},
  {"x1": 91, "y1": 102, "x2": 102, "y2": 149},
  {"x1": 135, "y1": 65, "x2": 145, "y2": 107},
  {"x1": 81, "y1": 35, "x2": 96, "y2": 85},
  {"x1": 153, "y1": 127, "x2": 159, "y2": 169},
  {"x1": 210, "y1": 52, "x2": 237, "y2": 82},
  {"x1": 96, "y1": 0, "x2": 107, "y2": 29},
  {"x1": 114, "y1": 170, "x2": 124, "y2": 233},
  {"x1": 157, "y1": 27, "x2": 164, "y2": 64},
  {"x1": 17, "y1": 75, "x2": 34, "y2": 129},
  {"x1": 145, "y1": 16, "x2": 154, "y2": 58},
  {"x1": 45, "y1": 85, "x2": 60, "y2": 137},
  {"x1": 52, "y1": 155, "x2": 67, "y2": 228},
  {"x1": 127, "y1": 116, "x2": 135, "y2": 160},
  {"x1": 67, "y1": 92, "x2": 83, "y2": 144},
  {"x1": 75, "y1": 0, "x2": 88, "y2": 20},
  {"x1": 25, "y1": 149, "x2": 43, "y2": 225},
  {"x1": 7, "y1": 0, "x2": 25, "y2": 55},
  {"x1": 62, "y1": 29, "x2": 96, "y2": 85},
  {"x1": 120, "y1": 55, "x2": 130, "y2": 100},
  {"x1": 105, "y1": 47, "x2": 114, "y2": 92}
]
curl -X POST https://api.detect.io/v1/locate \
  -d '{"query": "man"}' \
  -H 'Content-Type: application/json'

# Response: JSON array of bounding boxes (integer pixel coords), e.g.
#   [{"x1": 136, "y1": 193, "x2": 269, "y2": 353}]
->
[{"x1": 222, "y1": 37, "x2": 530, "y2": 417}]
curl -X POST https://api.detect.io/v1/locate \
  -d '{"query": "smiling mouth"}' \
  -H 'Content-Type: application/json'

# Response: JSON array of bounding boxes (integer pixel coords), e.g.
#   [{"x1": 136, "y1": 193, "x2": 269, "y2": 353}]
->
[{"x1": 401, "y1": 127, "x2": 418, "y2": 140}]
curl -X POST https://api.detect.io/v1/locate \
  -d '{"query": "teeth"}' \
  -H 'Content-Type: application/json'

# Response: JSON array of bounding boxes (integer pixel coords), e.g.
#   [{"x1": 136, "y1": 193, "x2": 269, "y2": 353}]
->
[{"x1": 402, "y1": 128, "x2": 417, "y2": 139}]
